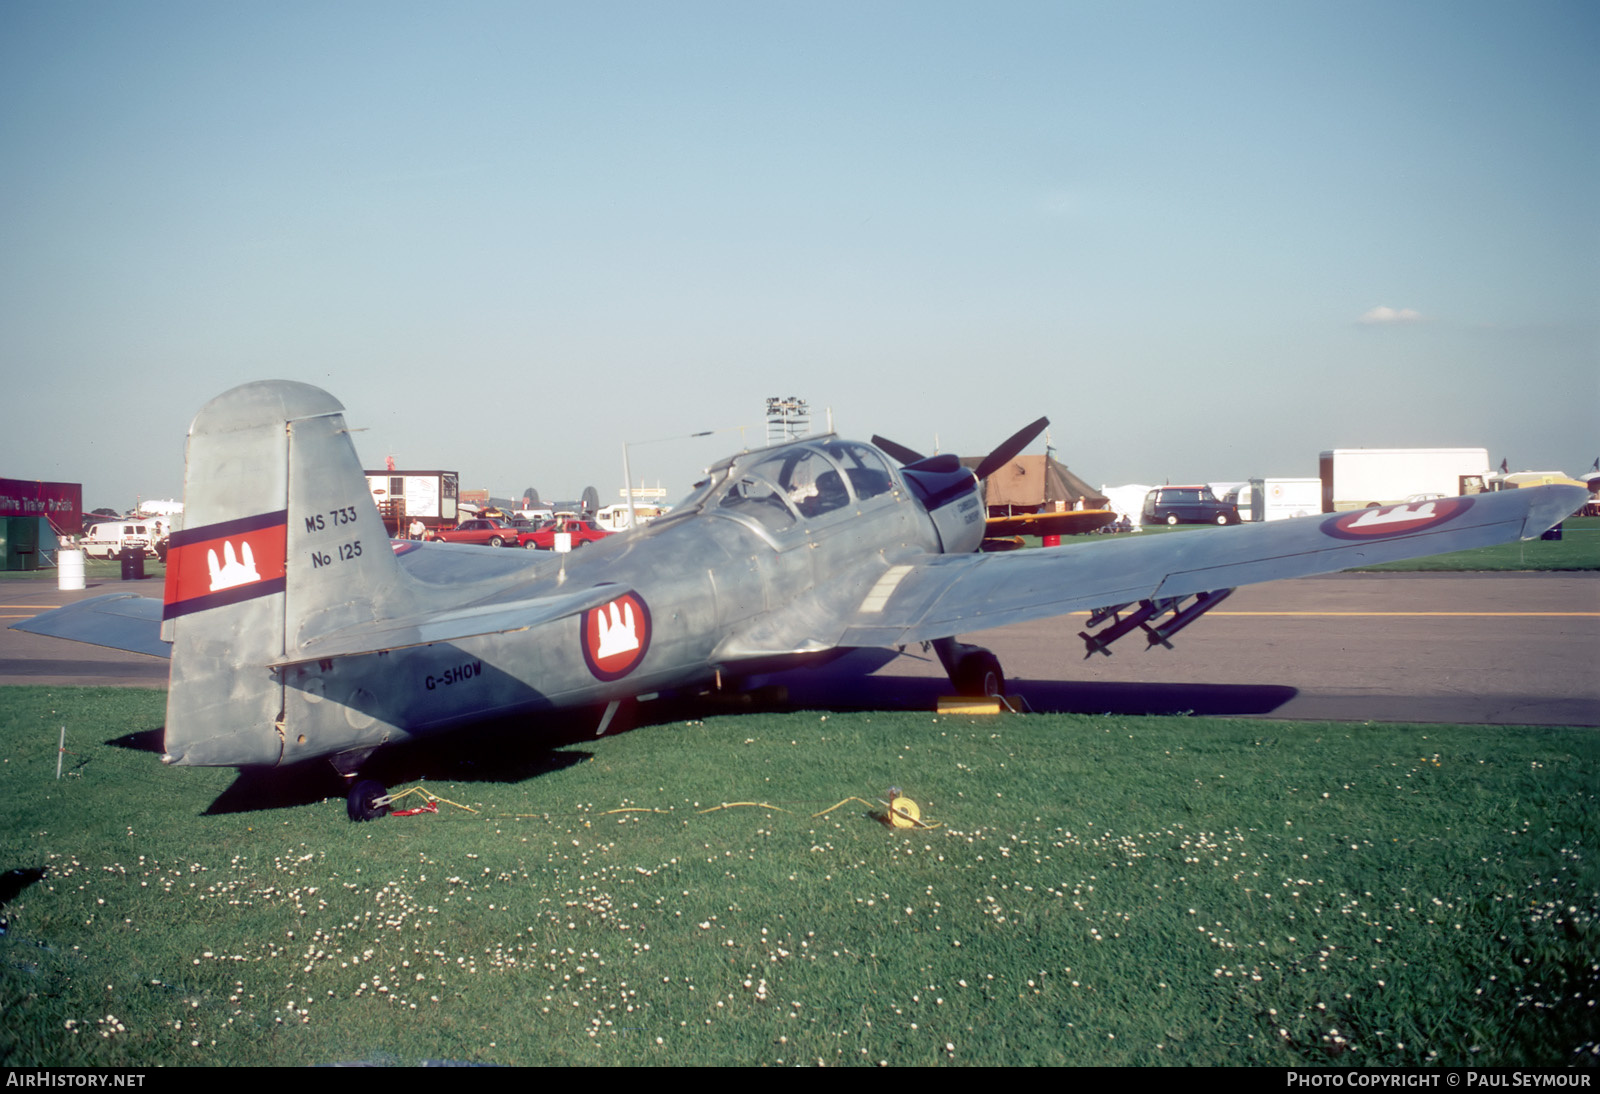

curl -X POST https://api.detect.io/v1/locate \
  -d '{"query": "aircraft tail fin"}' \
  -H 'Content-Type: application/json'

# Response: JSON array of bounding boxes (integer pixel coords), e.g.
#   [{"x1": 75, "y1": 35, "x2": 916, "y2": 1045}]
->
[{"x1": 162, "y1": 381, "x2": 409, "y2": 766}]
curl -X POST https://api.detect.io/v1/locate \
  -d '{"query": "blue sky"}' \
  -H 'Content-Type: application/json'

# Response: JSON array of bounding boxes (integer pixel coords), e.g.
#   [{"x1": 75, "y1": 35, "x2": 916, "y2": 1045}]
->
[{"x1": 3, "y1": 0, "x2": 1595, "y2": 510}]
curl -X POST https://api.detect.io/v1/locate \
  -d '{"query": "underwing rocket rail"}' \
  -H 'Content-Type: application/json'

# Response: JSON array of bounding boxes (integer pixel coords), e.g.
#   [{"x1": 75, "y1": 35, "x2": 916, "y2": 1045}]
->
[{"x1": 1079, "y1": 588, "x2": 1235, "y2": 657}]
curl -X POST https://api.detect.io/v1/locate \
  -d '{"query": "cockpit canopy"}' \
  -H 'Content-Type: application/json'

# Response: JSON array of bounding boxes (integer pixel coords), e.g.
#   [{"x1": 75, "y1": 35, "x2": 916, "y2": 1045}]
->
[{"x1": 673, "y1": 437, "x2": 899, "y2": 534}]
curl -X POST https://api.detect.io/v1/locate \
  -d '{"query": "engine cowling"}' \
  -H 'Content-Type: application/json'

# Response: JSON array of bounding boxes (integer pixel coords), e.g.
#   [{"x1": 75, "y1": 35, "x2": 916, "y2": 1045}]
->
[{"x1": 901, "y1": 457, "x2": 986, "y2": 554}]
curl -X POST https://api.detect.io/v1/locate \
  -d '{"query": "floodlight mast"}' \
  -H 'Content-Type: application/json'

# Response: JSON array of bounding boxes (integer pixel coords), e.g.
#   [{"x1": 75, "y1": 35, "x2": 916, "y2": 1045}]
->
[{"x1": 765, "y1": 396, "x2": 810, "y2": 446}]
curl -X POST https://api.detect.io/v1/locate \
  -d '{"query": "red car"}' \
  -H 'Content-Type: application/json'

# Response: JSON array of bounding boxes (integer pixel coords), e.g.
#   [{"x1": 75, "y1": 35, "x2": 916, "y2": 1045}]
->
[
  {"x1": 523, "y1": 515, "x2": 610, "y2": 550},
  {"x1": 428, "y1": 518, "x2": 534, "y2": 548}
]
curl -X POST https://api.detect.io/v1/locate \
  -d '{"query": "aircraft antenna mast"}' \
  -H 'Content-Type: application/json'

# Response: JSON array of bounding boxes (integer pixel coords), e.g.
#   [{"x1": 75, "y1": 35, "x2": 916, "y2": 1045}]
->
[{"x1": 765, "y1": 396, "x2": 810, "y2": 446}]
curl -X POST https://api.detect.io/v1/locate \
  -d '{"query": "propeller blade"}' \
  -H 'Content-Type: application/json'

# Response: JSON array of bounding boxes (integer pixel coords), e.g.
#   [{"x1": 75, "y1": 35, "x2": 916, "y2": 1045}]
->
[
  {"x1": 871, "y1": 435, "x2": 926, "y2": 466},
  {"x1": 974, "y1": 416, "x2": 1050, "y2": 481}
]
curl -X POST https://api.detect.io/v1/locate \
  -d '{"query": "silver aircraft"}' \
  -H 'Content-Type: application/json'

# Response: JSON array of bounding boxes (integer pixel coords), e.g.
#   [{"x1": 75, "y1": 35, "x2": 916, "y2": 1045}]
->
[{"x1": 14, "y1": 381, "x2": 1584, "y2": 820}]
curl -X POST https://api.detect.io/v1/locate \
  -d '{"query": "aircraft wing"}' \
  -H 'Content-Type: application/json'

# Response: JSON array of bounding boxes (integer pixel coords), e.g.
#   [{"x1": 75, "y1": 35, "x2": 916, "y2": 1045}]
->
[
  {"x1": 833, "y1": 485, "x2": 1585, "y2": 649},
  {"x1": 9, "y1": 593, "x2": 171, "y2": 658}
]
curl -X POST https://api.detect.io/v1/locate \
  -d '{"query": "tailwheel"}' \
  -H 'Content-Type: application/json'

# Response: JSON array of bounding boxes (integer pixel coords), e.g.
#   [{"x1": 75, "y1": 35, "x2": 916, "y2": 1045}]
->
[
  {"x1": 953, "y1": 650, "x2": 1005, "y2": 698},
  {"x1": 347, "y1": 778, "x2": 391, "y2": 822}
]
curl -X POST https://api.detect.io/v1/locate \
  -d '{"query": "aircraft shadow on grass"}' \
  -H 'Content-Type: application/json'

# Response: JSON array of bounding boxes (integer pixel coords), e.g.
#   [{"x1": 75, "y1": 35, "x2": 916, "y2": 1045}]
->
[
  {"x1": 759, "y1": 648, "x2": 1300, "y2": 717},
  {"x1": 110, "y1": 712, "x2": 604, "y2": 816},
  {"x1": 101, "y1": 652, "x2": 1298, "y2": 818},
  {"x1": 107, "y1": 727, "x2": 165, "y2": 753},
  {"x1": 201, "y1": 721, "x2": 602, "y2": 817},
  {"x1": 1, "y1": 866, "x2": 48, "y2": 909},
  {"x1": 203, "y1": 667, "x2": 1296, "y2": 817},
  {"x1": 1, "y1": 866, "x2": 49, "y2": 941}
]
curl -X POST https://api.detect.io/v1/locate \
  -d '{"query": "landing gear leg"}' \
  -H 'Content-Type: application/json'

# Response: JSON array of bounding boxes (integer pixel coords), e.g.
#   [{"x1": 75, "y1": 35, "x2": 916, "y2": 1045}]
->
[{"x1": 932, "y1": 637, "x2": 1006, "y2": 698}]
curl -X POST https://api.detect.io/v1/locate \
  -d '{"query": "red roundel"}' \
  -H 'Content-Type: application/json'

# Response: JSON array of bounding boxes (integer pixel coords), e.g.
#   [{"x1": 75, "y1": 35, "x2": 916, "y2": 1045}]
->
[
  {"x1": 1322, "y1": 496, "x2": 1474, "y2": 541},
  {"x1": 581, "y1": 593, "x2": 652, "y2": 681}
]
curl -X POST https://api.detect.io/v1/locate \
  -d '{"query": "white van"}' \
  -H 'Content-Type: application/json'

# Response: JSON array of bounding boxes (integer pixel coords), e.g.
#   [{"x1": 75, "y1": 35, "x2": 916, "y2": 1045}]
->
[{"x1": 80, "y1": 519, "x2": 165, "y2": 560}]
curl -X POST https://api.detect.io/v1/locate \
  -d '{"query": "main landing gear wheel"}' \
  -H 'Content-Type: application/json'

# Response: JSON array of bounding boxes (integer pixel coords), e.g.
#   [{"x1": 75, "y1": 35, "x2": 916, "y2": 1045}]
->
[
  {"x1": 932, "y1": 637, "x2": 1007, "y2": 699},
  {"x1": 347, "y1": 779, "x2": 390, "y2": 822},
  {"x1": 953, "y1": 650, "x2": 1005, "y2": 698}
]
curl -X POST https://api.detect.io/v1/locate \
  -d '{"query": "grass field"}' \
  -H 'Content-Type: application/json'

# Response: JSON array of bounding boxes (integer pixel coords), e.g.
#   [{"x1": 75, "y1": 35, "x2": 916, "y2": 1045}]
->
[
  {"x1": 1353, "y1": 516, "x2": 1598, "y2": 572},
  {"x1": 2, "y1": 687, "x2": 1595, "y2": 1067}
]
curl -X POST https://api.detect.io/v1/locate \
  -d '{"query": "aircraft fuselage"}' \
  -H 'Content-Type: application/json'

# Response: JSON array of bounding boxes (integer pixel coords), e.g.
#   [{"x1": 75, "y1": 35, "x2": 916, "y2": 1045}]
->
[{"x1": 266, "y1": 435, "x2": 947, "y2": 771}]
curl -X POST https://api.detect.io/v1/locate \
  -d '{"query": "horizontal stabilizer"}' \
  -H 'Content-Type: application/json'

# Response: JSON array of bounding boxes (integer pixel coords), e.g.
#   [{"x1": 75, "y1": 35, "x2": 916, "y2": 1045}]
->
[
  {"x1": 273, "y1": 583, "x2": 633, "y2": 666},
  {"x1": 9, "y1": 594, "x2": 170, "y2": 659}
]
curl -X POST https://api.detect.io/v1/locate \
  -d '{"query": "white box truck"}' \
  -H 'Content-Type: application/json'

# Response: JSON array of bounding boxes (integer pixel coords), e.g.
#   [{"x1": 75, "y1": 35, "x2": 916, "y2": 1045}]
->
[{"x1": 1318, "y1": 448, "x2": 1490, "y2": 512}]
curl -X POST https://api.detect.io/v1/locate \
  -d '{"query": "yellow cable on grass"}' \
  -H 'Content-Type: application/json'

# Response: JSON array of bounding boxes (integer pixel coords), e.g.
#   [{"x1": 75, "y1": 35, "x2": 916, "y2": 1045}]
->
[
  {"x1": 384, "y1": 787, "x2": 479, "y2": 814},
  {"x1": 485, "y1": 793, "x2": 939, "y2": 827},
  {"x1": 811, "y1": 797, "x2": 879, "y2": 818},
  {"x1": 880, "y1": 791, "x2": 941, "y2": 829},
  {"x1": 884, "y1": 795, "x2": 921, "y2": 828},
  {"x1": 695, "y1": 801, "x2": 790, "y2": 814},
  {"x1": 812, "y1": 794, "x2": 941, "y2": 829}
]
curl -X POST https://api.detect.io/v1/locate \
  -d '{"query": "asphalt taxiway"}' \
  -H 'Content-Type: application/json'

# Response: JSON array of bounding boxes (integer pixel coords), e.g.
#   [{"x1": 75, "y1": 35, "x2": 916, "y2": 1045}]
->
[
  {"x1": 2, "y1": 571, "x2": 1596, "y2": 726},
  {"x1": 785, "y1": 571, "x2": 1599, "y2": 726}
]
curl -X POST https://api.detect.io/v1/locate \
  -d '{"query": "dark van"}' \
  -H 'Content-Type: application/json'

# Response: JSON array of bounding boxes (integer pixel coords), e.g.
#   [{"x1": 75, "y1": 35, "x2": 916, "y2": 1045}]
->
[{"x1": 1142, "y1": 485, "x2": 1240, "y2": 526}]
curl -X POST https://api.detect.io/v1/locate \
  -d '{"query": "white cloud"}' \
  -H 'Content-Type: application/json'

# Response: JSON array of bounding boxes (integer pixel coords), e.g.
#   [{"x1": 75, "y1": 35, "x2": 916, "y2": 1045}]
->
[{"x1": 1358, "y1": 305, "x2": 1424, "y2": 324}]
